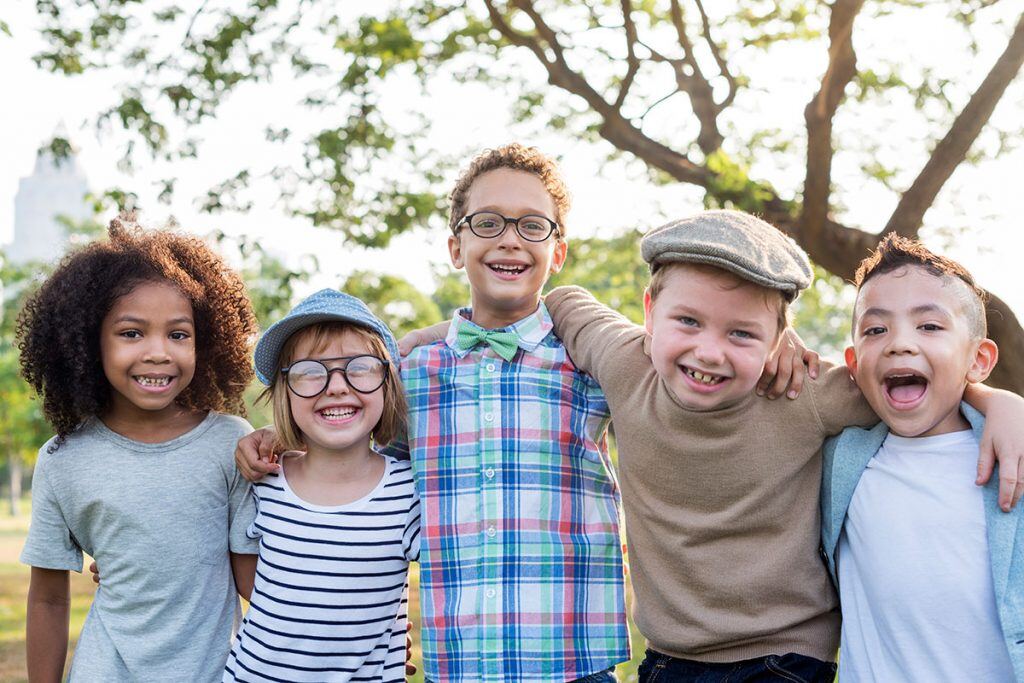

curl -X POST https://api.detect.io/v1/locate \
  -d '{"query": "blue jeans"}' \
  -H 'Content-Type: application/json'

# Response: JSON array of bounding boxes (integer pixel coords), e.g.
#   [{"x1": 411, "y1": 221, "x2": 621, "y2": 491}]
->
[
  {"x1": 425, "y1": 669, "x2": 616, "y2": 683},
  {"x1": 637, "y1": 649, "x2": 836, "y2": 683}
]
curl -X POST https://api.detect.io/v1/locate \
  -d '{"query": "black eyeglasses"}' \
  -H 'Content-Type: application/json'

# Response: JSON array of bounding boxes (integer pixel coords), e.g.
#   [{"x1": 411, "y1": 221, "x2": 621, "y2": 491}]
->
[
  {"x1": 457, "y1": 212, "x2": 559, "y2": 242},
  {"x1": 281, "y1": 355, "x2": 389, "y2": 397}
]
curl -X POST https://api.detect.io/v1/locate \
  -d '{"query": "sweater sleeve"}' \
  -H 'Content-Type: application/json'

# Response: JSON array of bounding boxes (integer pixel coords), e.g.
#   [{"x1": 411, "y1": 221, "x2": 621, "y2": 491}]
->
[
  {"x1": 809, "y1": 363, "x2": 879, "y2": 436},
  {"x1": 545, "y1": 285, "x2": 647, "y2": 391}
]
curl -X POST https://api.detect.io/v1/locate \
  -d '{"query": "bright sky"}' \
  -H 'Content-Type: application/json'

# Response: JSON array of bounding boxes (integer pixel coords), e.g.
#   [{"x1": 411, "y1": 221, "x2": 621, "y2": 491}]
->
[{"x1": 2, "y1": 1, "x2": 1022, "y2": 323}]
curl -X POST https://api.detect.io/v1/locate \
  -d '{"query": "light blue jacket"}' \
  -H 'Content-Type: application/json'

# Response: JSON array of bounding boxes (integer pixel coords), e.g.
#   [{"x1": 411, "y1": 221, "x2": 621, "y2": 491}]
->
[{"x1": 821, "y1": 404, "x2": 1024, "y2": 682}]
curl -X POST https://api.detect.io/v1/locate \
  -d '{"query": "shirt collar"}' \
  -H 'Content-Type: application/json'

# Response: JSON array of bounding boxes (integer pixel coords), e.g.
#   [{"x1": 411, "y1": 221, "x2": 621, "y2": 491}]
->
[{"x1": 445, "y1": 303, "x2": 554, "y2": 358}]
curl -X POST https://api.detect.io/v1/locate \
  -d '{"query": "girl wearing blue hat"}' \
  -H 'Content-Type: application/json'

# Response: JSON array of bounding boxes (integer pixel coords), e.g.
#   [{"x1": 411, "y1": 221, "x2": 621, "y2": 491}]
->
[{"x1": 224, "y1": 289, "x2": 420, "y2": 683}]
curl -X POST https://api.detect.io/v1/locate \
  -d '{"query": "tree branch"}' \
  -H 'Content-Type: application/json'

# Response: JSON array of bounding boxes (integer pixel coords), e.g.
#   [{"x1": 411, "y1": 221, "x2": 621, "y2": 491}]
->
[
  {"x1": 693, "y1": 0, "x2": 737, "y2": 110},
  {"x1": 665, "y1": 0, "x2": 722, "y2": 153},
  {"x1": 884, "y1": 12, "x2": 1024, "y2": 237},
  {"x1": 800, "y1": 0, "x2": 864, "y2": 246},
  {"x1": 615, "y1": 0, "x2": 641, "y2": 109}
]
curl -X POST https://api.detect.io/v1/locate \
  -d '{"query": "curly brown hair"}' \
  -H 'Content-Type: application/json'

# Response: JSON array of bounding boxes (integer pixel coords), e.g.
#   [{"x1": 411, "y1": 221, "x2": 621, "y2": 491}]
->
[
  {"x1": 447, "y1": 142, "x2": 572, "y2": 236},
  {"x1": 17, "y1": 212, "x2": 258, "y2": 441}
]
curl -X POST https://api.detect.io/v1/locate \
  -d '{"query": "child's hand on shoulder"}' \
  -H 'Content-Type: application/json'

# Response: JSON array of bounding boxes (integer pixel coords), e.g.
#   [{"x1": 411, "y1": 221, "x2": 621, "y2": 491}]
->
[
  {"x1": 758, "y1": 328, "x2": 820, "y2": 400},
  {"x1": 972, "y1": 386, "x2": 1024, "y2": 511},
  {"x1": 235, "y1": 426, "x2": 282, "y2": 481}
]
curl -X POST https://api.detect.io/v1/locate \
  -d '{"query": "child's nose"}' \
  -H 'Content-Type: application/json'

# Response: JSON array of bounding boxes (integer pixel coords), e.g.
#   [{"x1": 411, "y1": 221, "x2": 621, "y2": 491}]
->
[
  {"x1": 885, "y1": 327, "x2": 919, "y2": 355},
  {"x1": 497, "y1": 220, "x2": 524, "y2": 247},
  {"x1": 324, "y1": 370, "x2": 352, "y2": 395},
  {"x1": 143, "y1": 339, "x2": 172, "y2": 362},
  {"x1": 693, "y1": 340, "x2": 725, "y2": 366}
]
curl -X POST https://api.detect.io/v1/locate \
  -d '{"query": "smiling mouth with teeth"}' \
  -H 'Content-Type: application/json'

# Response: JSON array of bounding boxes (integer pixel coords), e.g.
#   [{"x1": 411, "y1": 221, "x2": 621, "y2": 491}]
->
[
  {"x1": 135, "y1": 376, "x2": 172, "y2": 387},
  {"x1": 319, "y1": 407, "x2": 357, "y2": 419},
  {"x1": 884, "y1": 374, "x2": 928, "y2": 403},
  {"x1": 488, "y1": 263, "x2": 527, "y2": 275},
  {"x1": 683, "y1": 367, "x2": 726, "y2": 385}
]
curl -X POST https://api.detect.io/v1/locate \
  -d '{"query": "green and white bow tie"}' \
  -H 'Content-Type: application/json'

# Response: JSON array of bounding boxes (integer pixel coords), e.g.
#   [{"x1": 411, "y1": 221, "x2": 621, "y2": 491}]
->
[{"x1": 455, "y1": 325, "x2": 520, "y2": 361}]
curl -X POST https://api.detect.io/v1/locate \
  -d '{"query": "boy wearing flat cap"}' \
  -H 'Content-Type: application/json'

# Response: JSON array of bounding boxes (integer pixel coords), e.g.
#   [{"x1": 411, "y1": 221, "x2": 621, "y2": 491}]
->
[{"x1": 545, "y1": 209, "x2": 1024, "y2": 682}]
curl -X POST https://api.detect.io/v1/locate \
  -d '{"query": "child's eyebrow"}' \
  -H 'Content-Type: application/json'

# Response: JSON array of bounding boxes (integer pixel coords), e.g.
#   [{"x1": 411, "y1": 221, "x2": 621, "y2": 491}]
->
[
  {"x1": 860, "y1": 304, "x2": 951, "y2": 319},
  {"x1": 112, "y1": 315, "x2": 194, "y2": 325}
]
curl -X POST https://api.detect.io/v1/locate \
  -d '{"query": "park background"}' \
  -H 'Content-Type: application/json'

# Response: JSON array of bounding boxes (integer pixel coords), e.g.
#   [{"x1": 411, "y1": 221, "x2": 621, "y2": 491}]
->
[{"x1": 1, "y1": 0, "x2": 1023, "y2": 680}]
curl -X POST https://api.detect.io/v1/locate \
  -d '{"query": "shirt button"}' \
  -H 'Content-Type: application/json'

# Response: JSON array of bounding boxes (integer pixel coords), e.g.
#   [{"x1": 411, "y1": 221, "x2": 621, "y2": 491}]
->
[
  {"x1": 484, "y1": 413, "x2": 494, "y2": 422},
  {"x1": 486, "y1": 363, "x2": 496, "y2": 372},
  {"x1": 484, "y1": 468, "x2": 495, "y2": 479},
  {"x1": 486, "y1": 525, "x2": 497, "y2": 537},
  {"x1": 486, "y1": 588, "x2": 496, "y2": 599}
]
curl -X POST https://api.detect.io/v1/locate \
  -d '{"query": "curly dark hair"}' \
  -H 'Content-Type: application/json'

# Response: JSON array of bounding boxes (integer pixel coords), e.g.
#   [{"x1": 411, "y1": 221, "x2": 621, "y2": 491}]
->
[
  {"x1": 16, "y1": 212, "x2": 258, "y2": 440},
  {"x1": 447, "y1": 142, "x2": 572, "y2": 236}
]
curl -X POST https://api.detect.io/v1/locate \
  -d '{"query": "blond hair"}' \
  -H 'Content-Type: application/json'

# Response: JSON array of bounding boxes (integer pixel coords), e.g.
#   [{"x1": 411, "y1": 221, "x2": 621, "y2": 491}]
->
[
  {"x1": 266, "y1": 322, "x2": 407, "y2": 451},
  {"x1": 648, "y1": 262, "x2": 790, "y2": 335}
]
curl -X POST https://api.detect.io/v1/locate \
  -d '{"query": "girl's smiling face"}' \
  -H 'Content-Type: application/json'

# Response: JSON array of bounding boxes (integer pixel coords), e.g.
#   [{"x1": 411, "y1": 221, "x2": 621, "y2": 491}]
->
[
  {"x1": 287, "y1": 330, "x2": 386, "y2": 458},
  {"x1": 100, "y1": 280, "x2": 196, "y2": 419}
]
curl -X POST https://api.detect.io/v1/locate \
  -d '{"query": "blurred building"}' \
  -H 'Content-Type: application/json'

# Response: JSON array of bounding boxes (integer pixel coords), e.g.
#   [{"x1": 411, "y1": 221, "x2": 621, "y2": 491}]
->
[{"x1": 7, "y1": 141, "x2": 91, "y2": 265}]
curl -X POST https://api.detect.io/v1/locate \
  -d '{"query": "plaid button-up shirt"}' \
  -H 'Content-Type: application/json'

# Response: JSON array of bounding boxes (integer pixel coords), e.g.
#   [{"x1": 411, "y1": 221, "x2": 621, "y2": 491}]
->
[{"x1": 396, "y1": 304, "x2": 629, "y2": 682}]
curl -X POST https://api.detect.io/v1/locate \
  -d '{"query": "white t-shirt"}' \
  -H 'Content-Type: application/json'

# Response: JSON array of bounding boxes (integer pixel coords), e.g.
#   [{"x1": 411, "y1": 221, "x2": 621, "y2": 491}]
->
[
  {"x1": 837, "y1": 430, "x2": 1014, "y2": 682},
  {"x1": 224, "y1": 454, "x2": 421, "y2": 683}
]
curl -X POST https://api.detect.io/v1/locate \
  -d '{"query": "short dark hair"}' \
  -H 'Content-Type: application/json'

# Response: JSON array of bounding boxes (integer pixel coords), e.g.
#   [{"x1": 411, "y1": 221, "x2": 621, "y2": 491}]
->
[
  {"x1": 17, "y1": 213, "x2": 258, "y2": 441},
  {"x1": 854, "y1": 233, "x2": 987, "y2": 338}
]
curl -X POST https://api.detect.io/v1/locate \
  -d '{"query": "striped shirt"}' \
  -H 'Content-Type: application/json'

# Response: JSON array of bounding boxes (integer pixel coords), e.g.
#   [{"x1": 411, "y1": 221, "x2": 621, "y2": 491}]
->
[
  {"x1": 397, "y1": 304, "x2": 629, "y2": 682},
  {"x1": 224, "y1": 455, "x2": 420, "y2": 683}
]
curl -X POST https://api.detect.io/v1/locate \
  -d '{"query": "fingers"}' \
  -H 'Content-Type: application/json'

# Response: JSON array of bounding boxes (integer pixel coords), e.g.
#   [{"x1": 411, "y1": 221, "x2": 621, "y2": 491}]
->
[
  {"x1": 235, "y1": 430, "x2": 281, "y2": 482},
  {"x1": 997, "y1": 453, "x2": 1023, "y2": 512},
  {"x1": 405, "y1": 620, "x2": 417, "y2": 675},
  {"x1": 783, "y1": 354, "x2": 806, "y2": 400},
  {"x1": 757, "y1": 353, "x2": 782, "y2": 397},
  {"x1": 89, "y1": 560, "x2": 100, "y2": 584},
  {"x1": 397, "y1": 332, "x2": 419, "y2": 358},
  {"x1": 803, "y1": 348, "x2": 820, "y2": 380}
]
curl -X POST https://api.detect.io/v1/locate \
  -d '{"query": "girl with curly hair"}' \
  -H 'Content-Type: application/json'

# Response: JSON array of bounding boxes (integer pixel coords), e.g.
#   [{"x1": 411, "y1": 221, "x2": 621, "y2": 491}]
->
[{"x1": 18, "y1": 213, "x2": 260, "y2": 682}]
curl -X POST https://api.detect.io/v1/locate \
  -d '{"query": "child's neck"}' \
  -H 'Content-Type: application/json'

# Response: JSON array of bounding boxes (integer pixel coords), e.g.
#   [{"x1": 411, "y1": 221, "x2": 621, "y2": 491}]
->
[
  {"x1": 101, "y1": 400, "x2": 207, "y2": 444},
  {"x1": 470, "y1": 296, "x2": 541, "y2": 330},
  {"x1": 284, "y1": 442, "x2": 385, "y2": 507}
]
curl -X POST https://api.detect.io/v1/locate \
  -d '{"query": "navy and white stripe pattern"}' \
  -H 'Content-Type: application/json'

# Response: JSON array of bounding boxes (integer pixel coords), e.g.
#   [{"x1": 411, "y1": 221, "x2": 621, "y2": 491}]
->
[{"x1": 225, "y1": 455, "x2": 420, "y2": 683}]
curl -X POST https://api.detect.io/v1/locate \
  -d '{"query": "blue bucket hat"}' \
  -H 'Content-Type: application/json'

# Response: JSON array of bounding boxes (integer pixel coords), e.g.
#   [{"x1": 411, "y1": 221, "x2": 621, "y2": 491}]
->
[{"x1": 254, "y1": 288, "x2": 400, "y2": 386}]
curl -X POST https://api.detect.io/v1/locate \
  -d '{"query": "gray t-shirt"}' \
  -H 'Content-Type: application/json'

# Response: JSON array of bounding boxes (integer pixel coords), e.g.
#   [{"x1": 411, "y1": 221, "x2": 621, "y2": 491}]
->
[{"x1": 21, "y1": 412, "x2": 258, "y2": 682}]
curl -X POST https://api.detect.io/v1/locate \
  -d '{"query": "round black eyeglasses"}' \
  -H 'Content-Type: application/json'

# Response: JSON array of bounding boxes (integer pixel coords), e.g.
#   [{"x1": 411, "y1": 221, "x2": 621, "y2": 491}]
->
[
  {"x1": 281, "y1": 355, "x2": 388, "y2": 397},
  {"x1": 458, "y1": 212, "x2": 559, "y2": 242}
]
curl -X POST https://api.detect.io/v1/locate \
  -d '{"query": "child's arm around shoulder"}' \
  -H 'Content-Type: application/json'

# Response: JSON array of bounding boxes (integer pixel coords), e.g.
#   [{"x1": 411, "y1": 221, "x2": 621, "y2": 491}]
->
[
  {"x1": 545, "y1": 285, "x2": 646, "y2": 387},
  {"x1": 964, "y1": 384, "x2": 1024, "y2": 511},
  {"x1": 26, "y1": 566, "x2": 70, "y2": 683}
]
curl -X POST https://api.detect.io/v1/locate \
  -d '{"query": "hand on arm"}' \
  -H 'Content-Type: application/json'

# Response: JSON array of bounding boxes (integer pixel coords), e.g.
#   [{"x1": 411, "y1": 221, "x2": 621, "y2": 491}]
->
[
  {"x1": 230, "y1": 553, "x2": 258, "y2": 601},
  {"x1": 234, "y1": 426, "x2": 281, "y2": 482},
  {"x1": 397, "y1": 321, "x2": 449, "y2": 357},
  {"x1": 758, "y1": 327, "x2": 821, "y2": 399},
  {"x1": 965, "y1": 383, "x2": 1024, "y2": 511},
  {"x1": 26, "y1": 567, "x2": 70, "y2": 683}
]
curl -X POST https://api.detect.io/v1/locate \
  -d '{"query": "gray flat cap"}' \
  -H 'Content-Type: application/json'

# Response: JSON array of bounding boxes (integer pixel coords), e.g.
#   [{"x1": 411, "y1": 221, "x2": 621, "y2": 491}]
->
[{"x1": 640, "y1": 209, "x2": 812, "y2": 301}]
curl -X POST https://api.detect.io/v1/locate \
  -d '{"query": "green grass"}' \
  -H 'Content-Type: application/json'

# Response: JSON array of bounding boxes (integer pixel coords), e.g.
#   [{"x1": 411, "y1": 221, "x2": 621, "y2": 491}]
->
[{"x1": 0, "y1": 498, "x2": 645, "y2": 681}]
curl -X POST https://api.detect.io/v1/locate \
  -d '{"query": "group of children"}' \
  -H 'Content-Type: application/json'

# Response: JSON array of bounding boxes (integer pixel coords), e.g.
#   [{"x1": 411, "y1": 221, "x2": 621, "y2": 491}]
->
[{"x1": 16, "y1": 143, "x2": 1024, "y2": 682}]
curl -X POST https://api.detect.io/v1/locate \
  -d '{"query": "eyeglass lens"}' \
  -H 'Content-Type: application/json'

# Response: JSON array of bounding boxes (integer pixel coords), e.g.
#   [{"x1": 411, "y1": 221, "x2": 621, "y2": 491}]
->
[{"x1": 286, "y1": 356, "x2": 386, "y2": 396}]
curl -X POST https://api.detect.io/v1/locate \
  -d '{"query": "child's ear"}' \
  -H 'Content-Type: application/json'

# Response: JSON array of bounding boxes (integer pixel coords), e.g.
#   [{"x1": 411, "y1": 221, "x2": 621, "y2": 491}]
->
[
  {"x1": 966, "y1": 338, "x2": 999, "y2": 383},
  {"x1": 643, "y1": 288, "x2": 654, "y2": 334},
  {"x1": 548, "y1": 240, "x2": 568, "y2": 274},
  {"x1": 448, "y1": 233, "x2": 464, "y2": 269},
  {"x1": 844, "y1": 346, "x2": 858, "y2": 378}
]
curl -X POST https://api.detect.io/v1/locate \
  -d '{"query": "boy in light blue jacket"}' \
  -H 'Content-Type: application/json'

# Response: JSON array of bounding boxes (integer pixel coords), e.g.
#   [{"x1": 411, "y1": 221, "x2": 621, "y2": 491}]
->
[{"x1": 821, "y1": 234, "x2": 1023, "y2": 682}]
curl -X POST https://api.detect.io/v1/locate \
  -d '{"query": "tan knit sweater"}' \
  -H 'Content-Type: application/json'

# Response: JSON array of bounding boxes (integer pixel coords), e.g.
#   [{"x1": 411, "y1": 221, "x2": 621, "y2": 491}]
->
[{"x1": 546, "y1": 286, "x2": 876, "y2": 664}]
